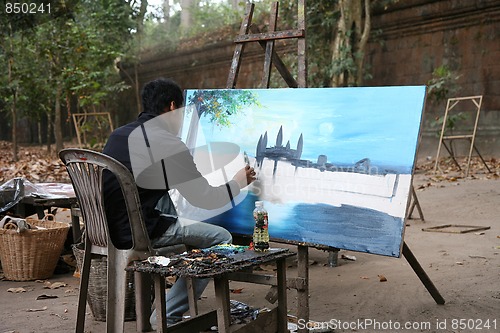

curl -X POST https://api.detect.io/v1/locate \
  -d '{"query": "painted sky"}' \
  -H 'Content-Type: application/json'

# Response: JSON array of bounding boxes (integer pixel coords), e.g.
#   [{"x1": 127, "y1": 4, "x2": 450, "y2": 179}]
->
[{"x1": 183, "y1": 86, "x2": 426, "y2": 168}]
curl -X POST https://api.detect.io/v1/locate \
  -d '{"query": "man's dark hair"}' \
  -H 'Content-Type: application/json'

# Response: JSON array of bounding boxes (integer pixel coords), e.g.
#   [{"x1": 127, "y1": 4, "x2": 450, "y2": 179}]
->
[{"x1": 141, "y1": 78, "x2": 184, "y2": 115}]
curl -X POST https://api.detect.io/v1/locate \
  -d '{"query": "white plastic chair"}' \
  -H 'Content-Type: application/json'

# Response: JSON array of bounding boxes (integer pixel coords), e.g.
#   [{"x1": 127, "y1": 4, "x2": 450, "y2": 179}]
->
[{"x1": 60, "y1": 148, "x2": 185, "y2": 333}]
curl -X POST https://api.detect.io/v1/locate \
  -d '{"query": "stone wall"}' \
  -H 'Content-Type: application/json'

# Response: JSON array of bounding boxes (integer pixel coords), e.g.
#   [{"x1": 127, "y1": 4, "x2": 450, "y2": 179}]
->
[
  {"x1": 365, "y1": 0, "x2": 500, "y2": 159},
  {"x1": 120, "y1": 0, "x2": 500, "y2": 159}
]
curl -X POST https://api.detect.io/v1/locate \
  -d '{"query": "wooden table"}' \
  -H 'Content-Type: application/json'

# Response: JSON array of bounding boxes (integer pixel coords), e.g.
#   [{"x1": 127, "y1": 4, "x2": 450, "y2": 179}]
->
[
  {"x1": 129, "y1": 248, "x2": 295, "y2": 333},
  {"x1": 1, "y1": 182, "x2": 81, "y2": 243}
]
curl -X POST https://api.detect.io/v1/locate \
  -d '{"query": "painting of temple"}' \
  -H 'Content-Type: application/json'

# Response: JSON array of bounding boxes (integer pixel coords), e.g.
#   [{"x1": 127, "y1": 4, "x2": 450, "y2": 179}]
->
[{"x1": 174, "y1": 86, "x2": 426, "y2": 257}]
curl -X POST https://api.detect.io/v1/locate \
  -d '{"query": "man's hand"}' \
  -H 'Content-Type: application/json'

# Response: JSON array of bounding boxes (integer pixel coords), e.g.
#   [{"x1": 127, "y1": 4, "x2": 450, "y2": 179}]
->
[{"x1": 233, "y1": 165, "x2": 256, "y2": 188}]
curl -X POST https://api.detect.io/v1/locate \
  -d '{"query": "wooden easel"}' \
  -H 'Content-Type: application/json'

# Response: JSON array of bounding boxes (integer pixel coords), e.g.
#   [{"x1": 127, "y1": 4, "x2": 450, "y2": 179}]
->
[
  {"x1": 226, "y1": 2, "x2": 444, "y2": 331},
  {"x1": 72, "y1": 112, "x2": 114, "y2": 148},
  {"x1": 433, "y1": 95, "x2": 491, "y2": 177},
  {"x1": 226, "y1": 2, "x2": 311, "y2": 331}
]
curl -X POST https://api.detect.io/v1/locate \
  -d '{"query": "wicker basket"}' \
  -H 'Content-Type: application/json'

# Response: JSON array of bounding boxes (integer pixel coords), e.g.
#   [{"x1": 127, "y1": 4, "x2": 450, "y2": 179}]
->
[
  {"x1": 72, "y1": 243, "x2": 136, "y2": 321},
  {"x1": 0, "y1": 217, "x2": 70, "y2": 281}
]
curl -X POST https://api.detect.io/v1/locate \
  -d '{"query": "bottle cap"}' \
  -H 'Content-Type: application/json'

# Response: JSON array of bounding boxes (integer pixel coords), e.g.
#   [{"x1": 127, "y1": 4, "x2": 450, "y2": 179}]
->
[{"x1": 255, "y1": 201, "x2": 264, "y2": 207}]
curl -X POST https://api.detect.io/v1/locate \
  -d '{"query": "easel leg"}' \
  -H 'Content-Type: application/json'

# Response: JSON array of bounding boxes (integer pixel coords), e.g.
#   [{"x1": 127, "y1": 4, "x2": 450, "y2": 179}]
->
[
  {"x1": 407, "y1": 186, "x2": 425, "y2": 222},
  {"x1": 297, "y1": 245, "x2": 309, "y2": 333},
  {"x1": 402, "y1": 242, "x2": 445, "y2": 305},
  {"x1": 472, "y1": 144, "x2": 492, "y2": 173},
  {"x1": 442, "y1": 141, "x2": 461, "y2": 170}
]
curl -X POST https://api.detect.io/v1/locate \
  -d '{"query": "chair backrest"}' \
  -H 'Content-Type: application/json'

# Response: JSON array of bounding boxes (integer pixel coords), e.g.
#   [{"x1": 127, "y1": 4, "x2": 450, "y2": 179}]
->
[{"x1": 59, "y1": 148, "x2": 152, "y2": 253}]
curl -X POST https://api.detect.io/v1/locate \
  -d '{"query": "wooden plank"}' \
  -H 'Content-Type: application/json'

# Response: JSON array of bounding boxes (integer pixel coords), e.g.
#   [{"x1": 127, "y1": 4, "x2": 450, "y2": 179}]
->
[
  {"x1": 261, "y1": 2, "x2": 279, "y2": 88},
  {"x1": 154, "y1": 275, "x2": 167, "y2": 333},
  {"x1": 442, "y1": 135, "x2": 474, "y2": 139},
  {"x1": 227, "y1": 271, "x2": 307, "y2": 291},
  {"x1": 422, "y1": 224, "x2": 490, "y2": 234},
  {"x1": 297, "y1": 245, "x2": 309, "y2": 333},
  {"x1": 169, "y1": 310, "x2": 217, "y2": 333},
  {"x1": 276, "y1": 258, "x2": 288, "y2": 333},
  {"x1": 231, "y1": 307, "x2": 278, "y2": 333},
  {"x1": 297, "y1": 0, "x2": 307, "y2": 87},
  {"x1": 214, "y1": 275, "x2": 231, "y2": 333},
  {"x1": 186, "y1": 277, "x2": 198, "y2": 317},
  {"x1": 249, "y1": 25, "x2": 298, "y2": 88},
  {"x1": 234, "y1": 29, "x2": 305, "y2": 43},
  {"x1": 134, "y1": 271, "x2": 153, "y2": 332},
  {"x1": 227, "y1": 3, "x2": 254, "y2": 89}
]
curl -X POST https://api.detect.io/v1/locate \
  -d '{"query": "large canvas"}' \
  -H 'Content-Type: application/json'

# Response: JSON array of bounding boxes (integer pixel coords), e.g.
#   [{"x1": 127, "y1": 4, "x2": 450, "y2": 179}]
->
[{"x1": 174, "y1": 86, "x2": 426, "y2": 257}]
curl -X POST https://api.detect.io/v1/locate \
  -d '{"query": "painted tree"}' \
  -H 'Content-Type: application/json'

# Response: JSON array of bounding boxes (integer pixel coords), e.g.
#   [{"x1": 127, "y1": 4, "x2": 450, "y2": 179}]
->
[{"x1": 185, "y1": 90, "x2": 260, "y2": 148}]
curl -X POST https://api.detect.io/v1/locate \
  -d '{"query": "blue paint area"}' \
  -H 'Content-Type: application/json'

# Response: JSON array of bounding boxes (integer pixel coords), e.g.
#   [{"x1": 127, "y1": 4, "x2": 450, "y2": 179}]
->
[{"x1": 205, "y1": 193, "x2": 404, "y2": 257}]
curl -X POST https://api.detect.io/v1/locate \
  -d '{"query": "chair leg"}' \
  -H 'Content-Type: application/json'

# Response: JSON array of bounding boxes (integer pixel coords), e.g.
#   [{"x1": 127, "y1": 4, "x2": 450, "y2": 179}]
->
[
  {"x1": 76, "y1": 245, "x2": 92, "y2": 333},
  {"x1": 106, "y1": 253, "x2": 127, "y2": 333}
]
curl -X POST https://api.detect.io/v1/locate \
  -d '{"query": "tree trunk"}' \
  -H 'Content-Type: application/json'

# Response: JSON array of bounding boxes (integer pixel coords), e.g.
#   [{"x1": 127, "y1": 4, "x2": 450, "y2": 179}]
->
[
  {"x1": 135, "y1": 64, "x2": 141, "y2": 113},
  {"x1": 180, "y1": 0, "x2": 194, "y2": 30},
  {"x1": 162, "y1": 0, "x2": 170, "y2": 23},
  {"x1": 231, "y1": 0, "x2": 240, "y2": 10},
  {"x1": 7, "y1": 22, "x2": 18, "y2": 162},
  {"x1": 37, "y1": 121, "x2": 42, "y2": 145},
  {"x1": 46, "y1": 114, "x2": 52, "y2": 154},
  {"x1": 54, "y1": 84, "x2": 64, "y2": 155},
  {"x1": 356, "y1": 0, "x2": 371, "y2": 85},
  {"x1": 329, "y1": 0, "x2": 370, "y2": 87},
  {"x1": 330, "y1": 0, "x2": 352, "y2": 87},
  {"x1": 10, "y1": 90, "x2": 18, "y2": 163}
]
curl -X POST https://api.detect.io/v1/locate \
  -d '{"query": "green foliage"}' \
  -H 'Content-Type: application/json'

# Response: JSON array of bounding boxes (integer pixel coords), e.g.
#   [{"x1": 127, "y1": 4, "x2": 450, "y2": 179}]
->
[
  {"x1": 187, "y1": 90, "x2": 261, "y2": 127},
  {"x1": 426, "y1": 65, "x2": 464, "y2": 138},
  {"x1": 0, "y1": 0, "x2": 136, "y2": 131},
  {"x1": 427, "y1": 65, "x2": 461, "y2": 104},
  {"x1": 431, "y1": 112, "x2": 468, "y2": 138},
  {"x1": 78, "y1": 114, "x2": 113, "y2": 149},
  {"x1": 186, "y1": 1, "x2": 242, "y2": 37}
]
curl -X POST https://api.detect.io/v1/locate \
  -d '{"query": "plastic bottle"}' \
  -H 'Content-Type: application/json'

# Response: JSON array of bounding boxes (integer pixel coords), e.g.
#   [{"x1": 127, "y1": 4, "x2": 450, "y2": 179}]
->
[{"x1": 252, "y1": 201, "x2": 269, "y2": 251}]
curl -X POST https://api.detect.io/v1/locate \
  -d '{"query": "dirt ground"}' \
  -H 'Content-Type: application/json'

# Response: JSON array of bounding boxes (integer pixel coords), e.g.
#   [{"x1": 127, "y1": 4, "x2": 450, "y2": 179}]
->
[{"x1": 0, "y1": 154, "x2": 499, "y2": 333}]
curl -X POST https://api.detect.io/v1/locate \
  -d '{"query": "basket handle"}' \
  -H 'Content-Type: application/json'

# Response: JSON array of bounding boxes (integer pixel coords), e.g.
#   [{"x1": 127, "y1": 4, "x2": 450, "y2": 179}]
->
[{"x1": 43, "y1": 214, "x2": 56, "y2": 222}]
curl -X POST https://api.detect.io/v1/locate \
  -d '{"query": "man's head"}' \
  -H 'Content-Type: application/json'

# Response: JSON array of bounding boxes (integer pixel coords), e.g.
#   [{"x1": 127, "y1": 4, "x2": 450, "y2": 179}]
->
[{"x1": 141, "y1": 78, "x2": 184, "y2": 115}]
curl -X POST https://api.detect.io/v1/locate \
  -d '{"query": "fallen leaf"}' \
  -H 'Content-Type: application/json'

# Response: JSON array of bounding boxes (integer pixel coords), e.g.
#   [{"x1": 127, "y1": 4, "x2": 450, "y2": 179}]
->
[
  {"x1": 27, "y1": 306, "x2": 48, "y2": 312},
  {"x1": 37, "y1": 294, "x2": 59, "y2": 300},
  {"x1": 456, "y1": 262, "x2": 464, "y2": 265},
  {"x1": 44, "y1": 281, "x2": 67, "y2": 289},
  {"x1": 360, "y1": 276, "x2": 370, "y2": 280},
  {"x1": 341, "y1": 254, "x2": 357, "y2": 261},
  {"x1": 378, "y1": 274, "x2": 387, "y2": 282},
  {"x1": 230, "y1": 288, "x2": 244, "y2": 294},
  {"x1": 7, "y1": 287, "x2": 26, "y2": 293}
]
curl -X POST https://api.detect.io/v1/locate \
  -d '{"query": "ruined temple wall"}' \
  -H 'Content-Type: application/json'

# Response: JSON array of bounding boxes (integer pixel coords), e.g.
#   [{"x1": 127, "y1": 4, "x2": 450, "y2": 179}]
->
[
  {"x1": 364, "y1": 0, "x2": 500, "y2": 159},
  {"x1": 121, "y1": 0, "x2": 500, "y2": 158}
]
